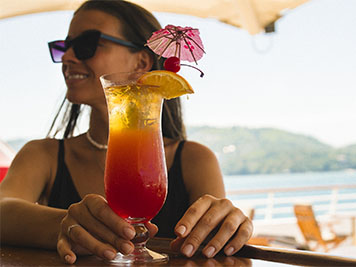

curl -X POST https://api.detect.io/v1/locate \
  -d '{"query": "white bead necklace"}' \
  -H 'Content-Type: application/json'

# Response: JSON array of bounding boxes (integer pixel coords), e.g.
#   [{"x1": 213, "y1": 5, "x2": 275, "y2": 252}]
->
[{"x1": 86, "y1": 131, "x2": 108, "y2": 150}]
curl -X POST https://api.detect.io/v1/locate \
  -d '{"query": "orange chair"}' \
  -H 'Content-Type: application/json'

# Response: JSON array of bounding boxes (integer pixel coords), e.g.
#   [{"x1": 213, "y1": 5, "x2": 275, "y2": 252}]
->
[
  {"x1": 294, "y1": 204, "x2": 347, "y2": 252},
  {"x1": 247, "y1": 236, "x2": 271, "y2": 246}
]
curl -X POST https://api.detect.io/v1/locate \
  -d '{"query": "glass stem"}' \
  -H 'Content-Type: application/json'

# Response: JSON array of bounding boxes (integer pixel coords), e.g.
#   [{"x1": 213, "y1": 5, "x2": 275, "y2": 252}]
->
[{"x1": 131, "y1": 223, "x2": 149, "y2": 248}]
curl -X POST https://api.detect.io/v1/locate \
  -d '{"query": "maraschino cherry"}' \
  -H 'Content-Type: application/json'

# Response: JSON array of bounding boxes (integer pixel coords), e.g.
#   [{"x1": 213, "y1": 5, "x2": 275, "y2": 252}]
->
[{"x1": 164, "y1": 56, "x2": 181, "y2": 73}]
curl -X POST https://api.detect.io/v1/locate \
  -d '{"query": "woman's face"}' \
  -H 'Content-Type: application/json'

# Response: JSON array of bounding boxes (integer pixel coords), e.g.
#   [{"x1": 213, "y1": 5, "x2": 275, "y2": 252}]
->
[{"x1": 62, "y1": 9, "x2": 140, "y2": 106}]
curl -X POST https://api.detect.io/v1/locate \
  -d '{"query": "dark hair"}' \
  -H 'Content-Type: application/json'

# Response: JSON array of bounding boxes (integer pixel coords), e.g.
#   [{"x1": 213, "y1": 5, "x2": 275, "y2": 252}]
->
[{"x1": 48, "y1": 0, "x2": 186, "y2": 141}]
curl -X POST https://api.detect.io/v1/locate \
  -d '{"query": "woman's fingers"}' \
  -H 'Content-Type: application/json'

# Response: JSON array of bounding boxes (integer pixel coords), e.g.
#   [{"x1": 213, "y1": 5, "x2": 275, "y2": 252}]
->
[
  {"x1": 173, "y1": 195, "x2": 253, "y2": 258},
  {"x1": 57, "y1": 194, "x2": 138, "y2": 263},
  {"x1": 80, "y1": 195, "x2": 136, "y2": 241},
  {"x1": 67, "y1": 195, "x2": 135, "y2": 251},
  {"x1": 201, "y1": 212, "x2": 242, "y2": 258},
  {"x1": 57, "y1": 234, "x2": 77, "y2": 264},
  {"x1": 223, "y1": 218, "x2": 253, "y2": 256},
  {"x1": 174, "y1": 195, "x2": 215, "y2": 238},
  {"x1": 175, "y1": 196, "x2": 231, "y2": 257},
  {"x1": 62, "y1": 222, "x2": 121, "y2": 261},
  {"x1": 202, "y1": 208, "x2": 252, "y2": 258},
  {"x1": 146, "y1": 222, "x2": 159, "y2": 238}
]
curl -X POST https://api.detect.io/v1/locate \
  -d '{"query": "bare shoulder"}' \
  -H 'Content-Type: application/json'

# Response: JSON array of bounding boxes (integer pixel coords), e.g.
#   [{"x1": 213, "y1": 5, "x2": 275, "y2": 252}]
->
[
  {"x1": 181, "y1": 140, "x2": 225, "y2": 202},
  {"x1": 182, "y1": 140, "x2": 218, "y2": 162},
  {"x1": 15, "y1": 138, "x2": 59, "y2": 167},
  {"x1": 20, "y1": 138, "x2": 59, "y2": 156},
  {"x1": 0, "y1": 138, "x2": 59, "y2": 202}
]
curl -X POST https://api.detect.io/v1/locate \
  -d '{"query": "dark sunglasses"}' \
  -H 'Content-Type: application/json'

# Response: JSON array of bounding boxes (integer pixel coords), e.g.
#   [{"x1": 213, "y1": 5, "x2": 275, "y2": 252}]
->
[{"x1": 48, "y1": 30, "x2": 140, "y2": 63}]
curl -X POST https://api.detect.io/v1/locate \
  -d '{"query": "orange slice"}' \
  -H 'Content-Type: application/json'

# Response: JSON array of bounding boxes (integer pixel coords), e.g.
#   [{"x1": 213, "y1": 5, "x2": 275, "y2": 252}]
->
[{"x1": 137, "y1": 70, "x2": 194, "y2": 99}]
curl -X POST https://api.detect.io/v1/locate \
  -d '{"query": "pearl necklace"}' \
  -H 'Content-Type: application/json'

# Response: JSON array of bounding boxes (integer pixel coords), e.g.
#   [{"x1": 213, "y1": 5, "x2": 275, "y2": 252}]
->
[{"x1": 86, "y1": 132, "x2": 108, "y2": 150}]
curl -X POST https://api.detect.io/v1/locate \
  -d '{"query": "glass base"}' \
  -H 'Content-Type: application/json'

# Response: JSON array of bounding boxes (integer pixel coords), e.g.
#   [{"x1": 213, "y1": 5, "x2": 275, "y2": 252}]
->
[
  {"x1": 106, "y1": 222, "x2": 169, "y2": 264},
  {"x1": 108, "y1": 247, "x2": 169, "y2": 265}
]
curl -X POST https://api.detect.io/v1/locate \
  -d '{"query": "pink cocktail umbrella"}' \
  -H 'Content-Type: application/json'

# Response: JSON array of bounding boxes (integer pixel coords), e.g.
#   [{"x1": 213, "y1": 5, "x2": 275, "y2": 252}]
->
[{"x1": 146, "y1": 24, "x2": 205, "y2": 64}]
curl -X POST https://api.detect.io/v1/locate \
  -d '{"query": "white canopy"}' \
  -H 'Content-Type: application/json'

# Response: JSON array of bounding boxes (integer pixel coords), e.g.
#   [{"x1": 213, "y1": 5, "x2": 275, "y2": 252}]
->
[{"x1": 0, "y1": 0, "x2": 309, "y2": 34}]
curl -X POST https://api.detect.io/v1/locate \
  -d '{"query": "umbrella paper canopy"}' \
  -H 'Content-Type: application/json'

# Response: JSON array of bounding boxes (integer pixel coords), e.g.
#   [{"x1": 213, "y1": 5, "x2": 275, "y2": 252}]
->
[
  {"x1": 146, "y1": 25, "x2": 205, "y2": 63},
  {"x1": 0, "y1": 0, "x2": 309, "y2": 35}
]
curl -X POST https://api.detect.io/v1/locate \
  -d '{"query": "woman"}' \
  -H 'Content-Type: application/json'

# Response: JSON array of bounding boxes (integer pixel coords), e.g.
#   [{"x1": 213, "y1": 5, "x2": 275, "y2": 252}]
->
[{"x1": 0, "y1": 0, "x2": 252, "y2": 264}]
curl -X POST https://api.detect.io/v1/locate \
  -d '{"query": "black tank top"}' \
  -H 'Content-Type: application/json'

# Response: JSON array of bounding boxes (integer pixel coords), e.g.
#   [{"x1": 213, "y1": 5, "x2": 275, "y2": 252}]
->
[
  {"x1": 48, "y1": 140, "x2": 81, "y2": 208},
  {"x1": 152, "y1": 141, "x2": 190, "y2": 237},
  {"x1": 48, "y1": 140, "x2": 190, "y2": 237}
]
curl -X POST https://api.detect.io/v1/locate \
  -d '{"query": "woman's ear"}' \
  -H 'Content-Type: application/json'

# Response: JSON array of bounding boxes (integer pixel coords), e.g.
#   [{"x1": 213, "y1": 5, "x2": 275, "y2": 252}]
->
[{"x1": 134, "y1": 50, "x2": 154, "y2": 72}]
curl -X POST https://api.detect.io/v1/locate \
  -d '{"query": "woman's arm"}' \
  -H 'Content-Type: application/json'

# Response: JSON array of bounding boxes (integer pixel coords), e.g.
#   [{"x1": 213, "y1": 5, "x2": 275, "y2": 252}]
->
[
  {"x1": 0, "y1": 139, "x2": 66, "y2": 248},
  {"x1": 181, "y1": 141, "x2": 225, "y2": 202},
  {"x1": 171, "y1": 141, "x2": 253, "y2": 258},
  {"x1": 1, "y1": 198, "x2": 66, "y2": 248},
  {"x1": 0, "y1": 140, "x2": 145, "y2": 264}
]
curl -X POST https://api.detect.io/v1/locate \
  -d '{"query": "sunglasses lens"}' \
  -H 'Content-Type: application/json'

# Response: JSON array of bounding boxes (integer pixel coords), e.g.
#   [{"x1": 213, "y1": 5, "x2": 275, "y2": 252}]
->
[
  {"x1": 49, "y1": 41, "x2": 65, "y2": 63},
  {"x1": 73, "y1": 31, "x2": 101, "y2": 60},
  {"x1": 48, "y1": 31, "x2": 101, "y2": 63}
]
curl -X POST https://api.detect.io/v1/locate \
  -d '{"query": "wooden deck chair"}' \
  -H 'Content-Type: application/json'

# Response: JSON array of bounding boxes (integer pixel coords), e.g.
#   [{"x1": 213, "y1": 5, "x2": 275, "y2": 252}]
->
[
  {"x1": 293, "y1": 204, "x2": 347, "y2": 252},
  {"x1": 247, "y1": 236, "x2": 271, "y2": 246}
]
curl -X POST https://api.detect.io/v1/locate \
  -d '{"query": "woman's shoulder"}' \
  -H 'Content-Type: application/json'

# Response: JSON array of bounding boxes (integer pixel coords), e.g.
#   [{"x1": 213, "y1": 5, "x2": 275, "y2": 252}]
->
[
  {"x1": 14, "y1": 138, "x2": 63, "y2": 166},
  {"x1": 21, "y1": 138, "x2": 60, "y2": 155},
  {"x1": 181, "y1": 140, "x2": 220, "y2": 173},
  {"x1": 182, "y1": 140, "x2": 217, "y2": 161},
  {"x1": 4, "y1": 138, "x2": 61, "y2": 190}
]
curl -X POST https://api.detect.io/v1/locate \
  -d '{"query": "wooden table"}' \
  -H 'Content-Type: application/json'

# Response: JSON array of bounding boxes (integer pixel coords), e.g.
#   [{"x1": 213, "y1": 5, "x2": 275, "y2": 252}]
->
[{"x1": 1, "y1": 238, "x2": 356, "y2": 266}]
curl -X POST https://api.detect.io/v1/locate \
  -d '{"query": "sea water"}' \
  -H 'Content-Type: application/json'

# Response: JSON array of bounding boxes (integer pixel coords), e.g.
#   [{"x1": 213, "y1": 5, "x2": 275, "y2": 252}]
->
[
  {"x1": 224, "y1": 170, "x2": 356, "y2": 190},
  {"x1": 223, "y1": 170, "x2": 356, "y2": 220}
]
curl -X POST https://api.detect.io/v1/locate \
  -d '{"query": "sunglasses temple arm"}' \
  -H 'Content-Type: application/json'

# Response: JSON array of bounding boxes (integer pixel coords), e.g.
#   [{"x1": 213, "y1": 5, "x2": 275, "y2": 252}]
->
[{"x1": 101, "y1": 34, "x2": 140, "y2": 49}]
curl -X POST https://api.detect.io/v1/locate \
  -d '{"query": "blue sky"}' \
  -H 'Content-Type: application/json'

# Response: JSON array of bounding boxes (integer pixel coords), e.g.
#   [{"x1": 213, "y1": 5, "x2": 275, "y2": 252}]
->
[{"x1": 0, "y1": 0, "x2": 355, "y2": 147}]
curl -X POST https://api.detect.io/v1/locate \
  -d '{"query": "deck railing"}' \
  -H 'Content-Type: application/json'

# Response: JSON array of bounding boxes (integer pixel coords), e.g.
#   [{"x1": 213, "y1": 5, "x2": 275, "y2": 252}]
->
[{"x1": 227, "y1": 184, "x2": 356, "y2": 223}]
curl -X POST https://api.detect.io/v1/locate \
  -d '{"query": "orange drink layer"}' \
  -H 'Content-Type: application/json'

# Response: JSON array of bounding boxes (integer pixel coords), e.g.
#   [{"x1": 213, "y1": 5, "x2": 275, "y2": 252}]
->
[{"x1": 104, "y1": 84, "x2": 167, "y2": 223}]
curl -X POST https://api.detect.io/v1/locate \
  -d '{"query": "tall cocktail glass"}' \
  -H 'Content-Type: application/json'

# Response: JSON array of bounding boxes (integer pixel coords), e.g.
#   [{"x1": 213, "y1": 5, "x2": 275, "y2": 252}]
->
[{"x1": 100, "y1": 72, "x2": 168, "y2": 264}]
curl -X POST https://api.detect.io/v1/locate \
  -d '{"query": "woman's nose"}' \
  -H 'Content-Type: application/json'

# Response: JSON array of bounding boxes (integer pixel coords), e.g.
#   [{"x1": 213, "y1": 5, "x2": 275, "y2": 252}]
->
[{"x1": 62, "y1": 46, "x2": 79, "y2": 63}]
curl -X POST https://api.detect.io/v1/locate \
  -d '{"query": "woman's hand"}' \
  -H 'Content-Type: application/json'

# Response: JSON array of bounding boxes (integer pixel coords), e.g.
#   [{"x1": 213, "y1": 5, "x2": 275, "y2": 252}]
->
[
  {"x1": 57, "y1": 194, "x2": 158, "y2": 264},
  {"x1": 170, "y1": 194, "x2": 253, "y2": 258}
]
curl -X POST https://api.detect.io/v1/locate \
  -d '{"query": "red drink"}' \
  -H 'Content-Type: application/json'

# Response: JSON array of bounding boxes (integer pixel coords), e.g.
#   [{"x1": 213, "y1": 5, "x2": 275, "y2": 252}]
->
[{"x1": 105, "y1": 128, "x2": 167, "y2": 222}]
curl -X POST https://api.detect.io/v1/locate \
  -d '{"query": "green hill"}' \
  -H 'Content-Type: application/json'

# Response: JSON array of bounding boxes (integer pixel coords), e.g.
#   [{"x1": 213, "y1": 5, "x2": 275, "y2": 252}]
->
[{"x1": 187, "y1": 126, "x2": 356, "y2": 175}]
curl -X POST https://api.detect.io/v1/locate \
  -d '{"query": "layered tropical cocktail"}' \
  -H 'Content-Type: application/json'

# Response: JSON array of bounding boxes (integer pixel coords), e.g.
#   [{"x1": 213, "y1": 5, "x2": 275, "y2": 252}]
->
[
  {"x1": 100, "y1": 71, "x2": 193, "y2": 264},
  {"x1": 104, "y1": 80, "x2": 168, "y2": 222}
]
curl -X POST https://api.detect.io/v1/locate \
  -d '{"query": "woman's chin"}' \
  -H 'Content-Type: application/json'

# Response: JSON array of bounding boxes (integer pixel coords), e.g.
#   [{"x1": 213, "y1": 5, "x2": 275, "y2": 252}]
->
[{"x1": 66, "y1": 92, "x2": 86, "y2": 105}]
